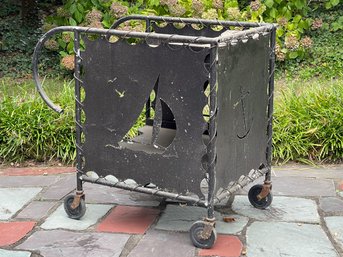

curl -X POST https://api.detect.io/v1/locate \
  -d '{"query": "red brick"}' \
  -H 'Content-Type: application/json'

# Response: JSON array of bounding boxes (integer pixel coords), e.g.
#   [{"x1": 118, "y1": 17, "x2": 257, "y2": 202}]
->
[
  {"x1": 338, "y1": 181, "x2": 343, "y2": 191},
  {"x1": 198, "y1": 235, "x2": 243, "y2": 257},
  {"x1": 0, "y1": 221, "x2": 36, "y2": 246},
  {"x1": 0, "y1": 167, "x2": 74, "y2": 176},
  {"x1": 96, "y1": 206, "x2": 159, "y2": 234}
]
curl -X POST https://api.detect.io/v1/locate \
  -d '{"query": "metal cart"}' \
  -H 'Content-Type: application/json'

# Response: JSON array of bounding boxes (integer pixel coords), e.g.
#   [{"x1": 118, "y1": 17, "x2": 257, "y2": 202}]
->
[{"x1": 33, "y1": 15, "x2": 276, "y2": 249}]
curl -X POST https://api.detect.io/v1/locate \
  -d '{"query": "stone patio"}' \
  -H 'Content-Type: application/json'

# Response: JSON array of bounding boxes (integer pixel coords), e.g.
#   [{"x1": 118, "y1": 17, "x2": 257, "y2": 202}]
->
[{"x1": 0, "y1": 165, "x2": 342, "y2": 257}]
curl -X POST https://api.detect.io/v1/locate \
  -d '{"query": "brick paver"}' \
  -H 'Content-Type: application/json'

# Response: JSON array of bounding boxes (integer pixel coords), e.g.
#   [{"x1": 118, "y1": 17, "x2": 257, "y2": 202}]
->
[
  {"x1": 0, "y1": 167, "x2": 74, "y2": 176},
  {"x1": 198, "y1": 235, "x2": 243, "y2": 257},
  {"x1": 97, "y1": 206, "x2": 160, "y2": 234},
  {"x1": 0, "y1": 222, "x2": 35, "y2": 246}
]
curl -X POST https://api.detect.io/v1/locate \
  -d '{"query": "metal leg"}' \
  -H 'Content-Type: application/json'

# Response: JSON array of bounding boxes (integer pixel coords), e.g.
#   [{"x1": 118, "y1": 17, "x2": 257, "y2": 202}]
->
[
  {"x1": 73, "y1": 30, "x2": 84, "y2": 201},
  {"x1": 257, "y1": 178, "x2": 272, "y2": 201},
  {"x1": 206, "y1": 46, "x2": 218, "y2": 220},
  {"x1": 203, "y1": 45, "x2": 217, "y2": 235},
  {"x1": 189, "y1": 46, "x2": 219, "y2": 249},
  {"x1": 261, "y1": 26, "x2": 276, "y2": 199}
]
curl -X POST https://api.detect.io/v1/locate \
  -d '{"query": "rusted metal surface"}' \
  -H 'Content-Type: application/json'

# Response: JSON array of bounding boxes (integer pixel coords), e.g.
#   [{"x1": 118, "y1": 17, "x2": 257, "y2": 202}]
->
[
  {"x1": 200, "y1": 217, "x2": 216, "y2": 240},
  {"x1": 70, "y1": 191, "x2": 84, "y2": 210},
  {"x1": 257, "y1": 180, "x2": 272, "y2": 201}
]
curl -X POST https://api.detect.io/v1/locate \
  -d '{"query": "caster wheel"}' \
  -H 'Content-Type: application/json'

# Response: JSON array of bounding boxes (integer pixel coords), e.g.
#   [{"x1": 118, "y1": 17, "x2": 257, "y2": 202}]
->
[
  {"x1": 64, "y1": 195, "x2": 86, "y2": 219},
  {"x1": 248, "y1": 184, "x2": 273, "y2": 209},
  {"x1": 190, "y1": 221, "x2": 217, "y2": 249}
]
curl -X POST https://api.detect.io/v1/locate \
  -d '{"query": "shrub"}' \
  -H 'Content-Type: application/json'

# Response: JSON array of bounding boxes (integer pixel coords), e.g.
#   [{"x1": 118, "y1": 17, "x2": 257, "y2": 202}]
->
[
  {"x1": 273, "y1": 79, "x2": 343, "y2": 163},
  {"x1": 1, "y1": 79, "x2": 342, "y2": 164},
  {"x1": 0, "y1": 82, "x2": 75, "y2": 163},
  {"x1": 44, "y1": 0, "x2": 342, "y2": 65}
]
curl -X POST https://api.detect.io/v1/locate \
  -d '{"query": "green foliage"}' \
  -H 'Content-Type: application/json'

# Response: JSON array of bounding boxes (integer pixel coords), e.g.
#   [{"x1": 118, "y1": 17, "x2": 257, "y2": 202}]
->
[
  {"x1": 0, "y1": 0, "x2": 65, "y2": 78},
  {"x1": 276, "y1": 7, "x2": 343, "y2": 79},
  {"x1": 44, "y1": 0, "x2": 342, "y2": 64},
  {"x1": 273, "y1": 79, "x2": 343, "y2": 164},
  {"x1": 1, "y1": 78, "x2": 342, "y2": 164},
  {"x1": 0, "y1": 80, "x2": 76, "y2": 163}
]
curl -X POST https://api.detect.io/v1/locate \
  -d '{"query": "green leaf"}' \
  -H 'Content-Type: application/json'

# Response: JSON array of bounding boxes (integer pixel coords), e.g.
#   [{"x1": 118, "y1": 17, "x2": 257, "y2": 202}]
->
[
  {"x1": 331, "y1": 22, "x2": 342, "y2": 31},
  {"x1": 102, "y1": 20, "x2": 111, "y2": 28},
  {"x1": 330, "y1": 0, "x2": 340, "y2": 7},
  {"x1": 91, "y1": 0, "x2": 100, "y2": 7},
  {"x1": 67, "y1": 42, "x2": 74, "y2": 53},
  {"x1": 265, "y1": 0, "x2": 274, "y2": 8},
  {"x1": 269, "y1": 8, "x2": 277, "y2": 18},
  {"x1": 69, "y1": 3, "x2": 77, "y2": 14},
  {"x1": 289, "y1": 51, "x2": 298, "y2": 59},
  {"x1": 294, "y1": 0, "x2": 305, "y2": 9},
  {"x1": 325, "y1": 2, "x2": 332, "y2": 9},
  {"x1": 59, "y1": 51, "x2": 68, "y2": 57},
  {"x1": 77, "y1": 3, "x2": 84, "y2": 14},
  {"x1": 69, "y1": 17, "x2": 77, "y2": 26},
  {"x1": 287, "y1": 22, "x2": 296, "y2": 30},
  {"x1": 293, "y1": 15, "x2": 302, "y2": 24},
  {"x1": 74, "y1": 10, "x2": 83, "y2": 23},
  {"x1": 299, "y1": 19, "x2": 310, "y2": 30},
  {"x1": 148, "y1": 0, "x2": 159, "y2": 7},
  {"x1": 284, "y1": 9, "x2": 292, "y2": 19},
  {"x1": 276, "y1": 27, "x2": 284, "y2": 37},
  {"x1": 57, "y1": 38, "x2": 66, "y2": 48}
]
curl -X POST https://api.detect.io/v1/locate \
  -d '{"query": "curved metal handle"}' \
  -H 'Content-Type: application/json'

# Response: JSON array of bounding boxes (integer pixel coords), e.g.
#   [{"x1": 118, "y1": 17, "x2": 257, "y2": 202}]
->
[{"x1": 32, "y1": 28, "x2": 72, "y2": 114}]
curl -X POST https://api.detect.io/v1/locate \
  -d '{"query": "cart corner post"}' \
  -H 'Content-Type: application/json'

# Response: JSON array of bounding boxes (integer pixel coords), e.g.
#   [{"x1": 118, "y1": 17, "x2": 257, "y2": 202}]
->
[
  {"x1": 194, "y1": 43, "x2": 220, "y2": 246},
  {"x1": 207, "y1": 44, "x2": 219, "y2": 221},
  {"x1": 265, "y1": 25, "x2": 277, "y2": 184},
  {"x1": 73, "y1": 29, "x2": 84, "y2": 195}
]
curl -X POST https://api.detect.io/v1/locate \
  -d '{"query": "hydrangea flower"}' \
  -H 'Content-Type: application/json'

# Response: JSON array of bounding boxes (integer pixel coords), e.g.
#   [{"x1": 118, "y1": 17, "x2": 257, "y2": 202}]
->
[
  {"x1": 285, "y1": 35, "x2": 299, "y2": 50},
  {"x1": 44, "y1": 39, "x2": 59, "y2": 51},
  {"x1": 227, "y1": 7, "x2": 241, "y2": 21},
  {"x1": 61, "y1": 55, "x2": 75, "y2": 71},
  {"x1": 300, "y1": 36, "x2": 312, "y2": 49},
  {"x1": 311, "y1": 19, "x2": 323, "y2": 30},
  {"x1": 110, "y1": 2, "x2": 128, "y2": 19},
  {"x1": 212, "y1": 0, "x2": 224, "y2": 10},
  {"x1": 250, "y1": 0, "x2": 261, "y2": 11}
]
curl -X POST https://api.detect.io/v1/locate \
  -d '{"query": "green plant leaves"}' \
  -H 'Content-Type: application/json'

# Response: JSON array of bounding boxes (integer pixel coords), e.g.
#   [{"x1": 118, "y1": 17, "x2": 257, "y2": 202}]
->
[
  {"x1": 68, "y1": 17, "x2": 77, "y2": 26},
  {"x1": 265, "y1": 0, "x2": 274, "y2": 8},
  {"x1": 331, "y1": 16, "x2": 343, "y2": 31},
  {"x1": 294, "y1": 0, "x2": 306, "y2": 9},
  {"x1": 273, "y1": 80, "x2": 343, "y2": 163},
  {"x1": 288, "y1": 51, "x2": 298, "y2": 59},
  {"x1": 74, "y1": 10, "x2": 83, "y2": 23}
]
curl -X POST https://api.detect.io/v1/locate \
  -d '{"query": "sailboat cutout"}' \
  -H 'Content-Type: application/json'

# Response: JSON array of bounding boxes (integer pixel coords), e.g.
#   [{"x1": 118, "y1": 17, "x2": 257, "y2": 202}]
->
[{"x1": 122, "y1": 75, "x2": 177, "y2": 153}]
